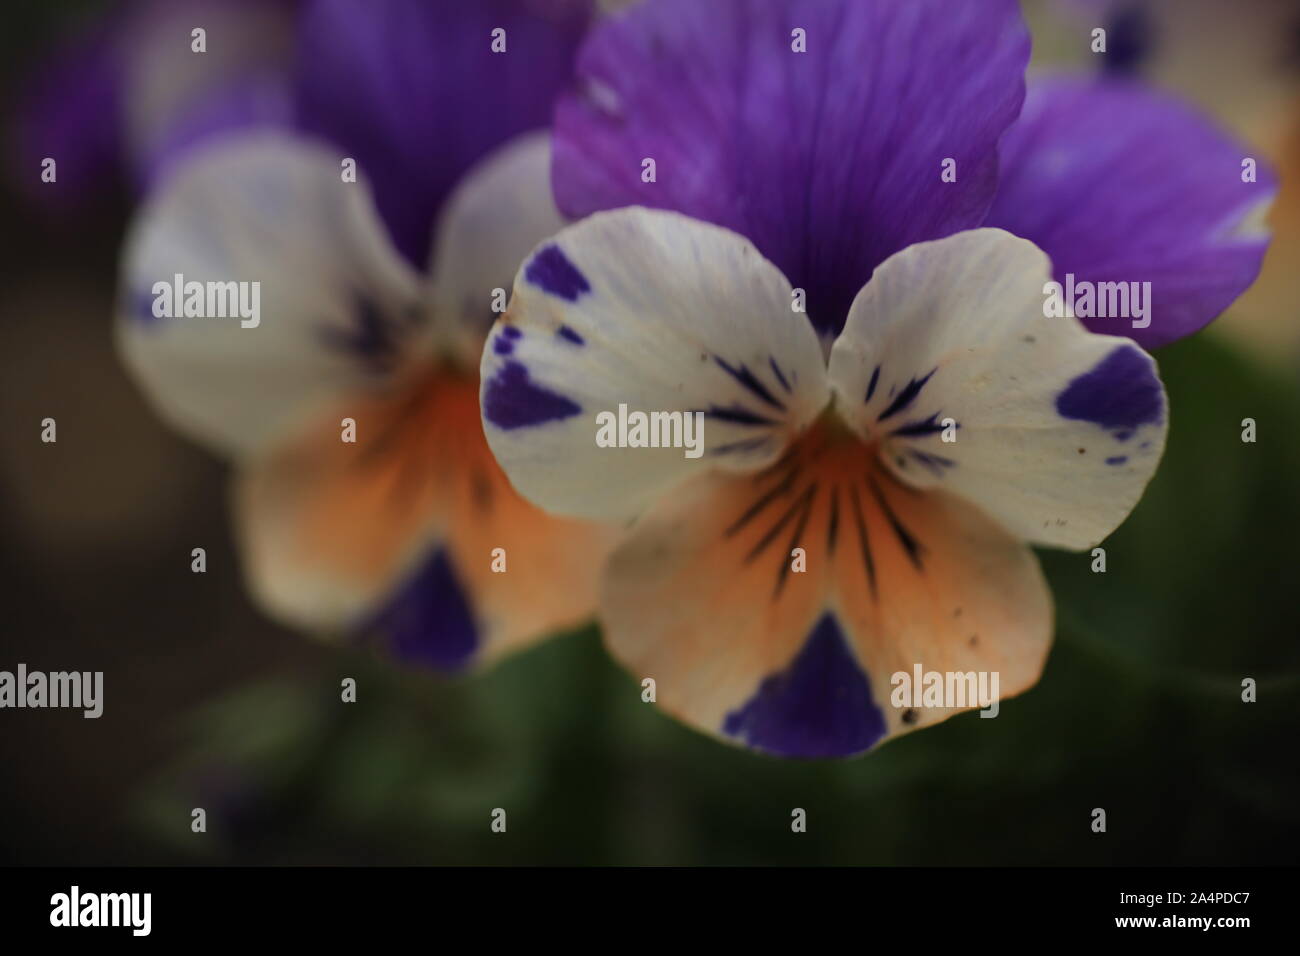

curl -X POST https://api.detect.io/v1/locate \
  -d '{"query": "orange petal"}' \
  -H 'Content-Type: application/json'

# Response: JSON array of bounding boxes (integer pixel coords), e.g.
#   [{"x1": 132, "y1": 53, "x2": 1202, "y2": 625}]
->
[
  {"x1": 234, "y1": 367, "x2": 616, "y2": 668},
  {"x1": 602, "y1": 421, "x2": 1052, "y2": 757}
]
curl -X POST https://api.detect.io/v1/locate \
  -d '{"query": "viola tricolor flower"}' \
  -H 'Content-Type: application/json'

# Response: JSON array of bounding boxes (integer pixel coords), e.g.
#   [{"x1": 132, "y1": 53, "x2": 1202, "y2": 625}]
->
[
  {"x1": 117, "y1": 0, "x2": 614, "y2": 670},
  {"x1": 480, "y1": 0, "x2": 1274, "y2": 756}
]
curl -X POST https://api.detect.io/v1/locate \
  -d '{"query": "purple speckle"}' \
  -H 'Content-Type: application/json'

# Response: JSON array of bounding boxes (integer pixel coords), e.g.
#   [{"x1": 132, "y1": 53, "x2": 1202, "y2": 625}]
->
[
  {"x1": 483, "y1": 359, "x2": 582, "y2": 430},
  {"x1": 722, "y1": 613, "x2": 886, "y2": 758},
  {"x1": 493, "y1": 335, "x2": 514, "y2": 356},
  {"x1": 502, "y1": 325, "x2": 522, "y2": 340},
  {"x1": 1105, "y1": 455, "x2": 1128, "y2": 466},
  {"x1": 363, "y1": 549, "x2": 477, "y2": 672},
  {"x1": 525, "y1": 245, "x2": 591, "y2": 301},
  {"x1": 1056, "y1": 346, "x2": 1163, "y2": 432},
  {"x1": 557, "y1": 325, "x2": 585, "y2": 345}
]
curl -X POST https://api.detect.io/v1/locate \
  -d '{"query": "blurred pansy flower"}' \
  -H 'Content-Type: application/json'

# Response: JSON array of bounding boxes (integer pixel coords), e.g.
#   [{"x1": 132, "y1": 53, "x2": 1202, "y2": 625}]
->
[
  {"x1": 1050, "y1": 0, "x2": 1300, "y2": 145},
  {"x1": 480, "y1": 0, "x2": 1274, "y2": 756},
  {"x1": 117, "y1": 0, "x2": 613, "y2": 671},
  {"x1": 13, "y1": 0, "x2": 300, "y2": 210}
]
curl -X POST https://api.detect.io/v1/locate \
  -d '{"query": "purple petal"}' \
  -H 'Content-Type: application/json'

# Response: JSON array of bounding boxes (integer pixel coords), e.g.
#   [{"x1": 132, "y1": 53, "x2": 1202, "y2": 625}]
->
[
  {"x1": 295, "y1": 0, "x2": 592, "y2": 269},
  {"x1": 10, "y1": 21, "x2": 124, "y2": 212},
  {"x1": 12, "y1": 0, "x2": 301, "y2": 209},
  {"x1": 142, "y1": 75, "x2": 295, "y2": 188},
  {"x1": 986, "y1": 76, "x2": 1275, "y2": 349},
  {"x1": 552, "y1": 0, "x2": 1029, "y2": 337}
]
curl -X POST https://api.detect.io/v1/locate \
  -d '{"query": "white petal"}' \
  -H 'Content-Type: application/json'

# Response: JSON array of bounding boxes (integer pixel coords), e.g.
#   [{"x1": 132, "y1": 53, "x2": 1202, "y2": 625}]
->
[
  {"x1": 426, "y1": 131, "x2": 569, "y2": 367},
  {"x1": 116, "y1": 132, "x2": 425, "y2": 458},
  {"x1": 828, "y1": 229, "x2": 1168, "y2": 550},
  {"x1": 480, "y1": 207, "x2": 830, "y2": 522}
]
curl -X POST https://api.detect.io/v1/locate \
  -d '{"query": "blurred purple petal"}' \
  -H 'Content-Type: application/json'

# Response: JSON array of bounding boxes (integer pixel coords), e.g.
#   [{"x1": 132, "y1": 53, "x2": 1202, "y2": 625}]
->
[
  {"x1": 143, "y1": 74, "x2": 295, "y2": 187},
  {"x1": 986, "y1": 77, "x2": 1275, "y2": 349},
  {"x1": 552, "y1": 0, "x2": 1029, "y2": 338},
  {"x1": 12, "y1": 0, "x2": 300, "y2": 209},
  {"x1": 295, "y1": 0, "x2": 592, "y2": 269},
  {"x1": 11, "y1": 20, "x2": 124, "y2": 212},
  {"x1": 120, "y1": 0, "x2": 299, "y2": 189}
]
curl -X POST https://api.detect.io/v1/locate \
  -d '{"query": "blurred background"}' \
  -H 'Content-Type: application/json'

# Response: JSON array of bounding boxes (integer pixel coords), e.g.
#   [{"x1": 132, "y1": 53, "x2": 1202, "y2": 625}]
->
[{"x1": 1, "y1": 0, "x2": 1297, "y2": 866}]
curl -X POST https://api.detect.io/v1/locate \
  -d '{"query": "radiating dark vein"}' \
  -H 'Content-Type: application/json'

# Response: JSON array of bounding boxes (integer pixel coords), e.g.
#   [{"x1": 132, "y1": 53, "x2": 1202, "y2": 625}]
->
[
  {"x1": 869, "y1": 476, "x2": 925, "y2": 569},
  {"x1": 744, "y1": 483, "x2": 815, "y2": 565},
  {"x1": 773, "y1": 483, "x2": 817, "y2": 597},
  {"x1": 714, "y1": 356, "x2": 786, "y2": 411},
  {"x1": 726, "y1": 464, "x2": 801, "y2": 538},
  {"x1": 826, "y1": 484, "x2": 840, "y2": 556},
  {"x1": 849, "y1": 484, "x2": 877, "y2": 598},
  {"x1": 877, "y1": 368, "x2": 937, "y2": 422}
]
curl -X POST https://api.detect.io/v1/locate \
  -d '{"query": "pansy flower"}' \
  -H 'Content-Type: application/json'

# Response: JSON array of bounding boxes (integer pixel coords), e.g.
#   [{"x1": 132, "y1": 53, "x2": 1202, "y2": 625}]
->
[
  {"x1": 117, "y1": 0, "x2": 614, "y2": 671},
  {"x1": 480, "y1": 0, "x2": 1274, "y2": 755}
]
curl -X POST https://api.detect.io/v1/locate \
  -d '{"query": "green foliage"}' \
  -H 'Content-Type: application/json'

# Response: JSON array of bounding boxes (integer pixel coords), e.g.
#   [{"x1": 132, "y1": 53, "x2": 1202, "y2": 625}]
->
[{"x1": 136, "y1": 333, "x2": 1300, "y2": 864}]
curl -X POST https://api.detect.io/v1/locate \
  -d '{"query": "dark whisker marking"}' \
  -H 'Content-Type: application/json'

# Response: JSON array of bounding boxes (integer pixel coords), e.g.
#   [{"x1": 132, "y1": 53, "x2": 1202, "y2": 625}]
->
[
  {"x1": 907, "y1": 448, "x2": 957, "y2": 477},
  {"x1": 753, "y1": 444, "x2": 802, "y2": 484},
  {"x1": 744, "y1": 483, "x2": 815, "y2": 565},
  {"x1": 849, "y1": 484, "x2": 877, "y2": 598},
  {"x1": 877, "y1": 368, "x2": 937, "y2": 422},
  {"x1": 869, "y1": 476, "x2": 925, "y2": 570},
  {"x1": 864, "y1": 365, "x2": 881, "y2": 403},
  {"x1": 702, "y1": 404, "x2": 781, "y2": 427},
  {"x1": 709, "y1": 436, "x2": 772, "y2": 457},
  {"x1": 470, "y1": 468, "x2": 493, "y2": 512},
  {"x1": 385, "y1": 432, "x2": 432, "y2": 512},
  {"x1": 714, "y1": 356, "x2": 786, "y2": 411},
  {"x1": 775, "y1": 483, "x2": 818, "y2": 598},
  {"x1": 891, "y1": 412, "x2": 954, "y2": 438},
  {"x1": 826, "y1": 484, "x2": 840, "y2": 556},
  {"x1": 726, "y1": 465, "x2": 800, "y2": 538},
  {"x1": 769, "y1": 357, "x2": 792, "y2": 393},
  {"x1": 356, "y1": 387, "x2": 428, "y2": 467},
  {"x1": 318, "y1": 293, "x2": 405, "y2": 376}
]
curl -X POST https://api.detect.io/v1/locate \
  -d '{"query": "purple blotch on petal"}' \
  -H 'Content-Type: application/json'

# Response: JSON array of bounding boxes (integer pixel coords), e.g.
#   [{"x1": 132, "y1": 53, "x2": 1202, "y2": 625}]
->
[
  {"x1": 557, "y1": 324, "x2": 585, "y2": 345},
  {"x1": 483, "y1": 359, "x2": 582, "y2": 430},
  {"x1": 525, "y1": 244, "x2": 591, "y2": 301},
  {"x1": 1106, "y1": 455, "x2": 1128, "y2": 466},
  {"x1": 722, "y1": 613, "x2": 886, "y2": 758},
  {"x1": 493, "y1": 335, "x2": 514, "y2": 356},
  {"x1": 365, "y1": 548, "x2": 478, "y2": 672},
  {"x1": 1056, "y1": 346, "x2": 1163, "y2": 431}
]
